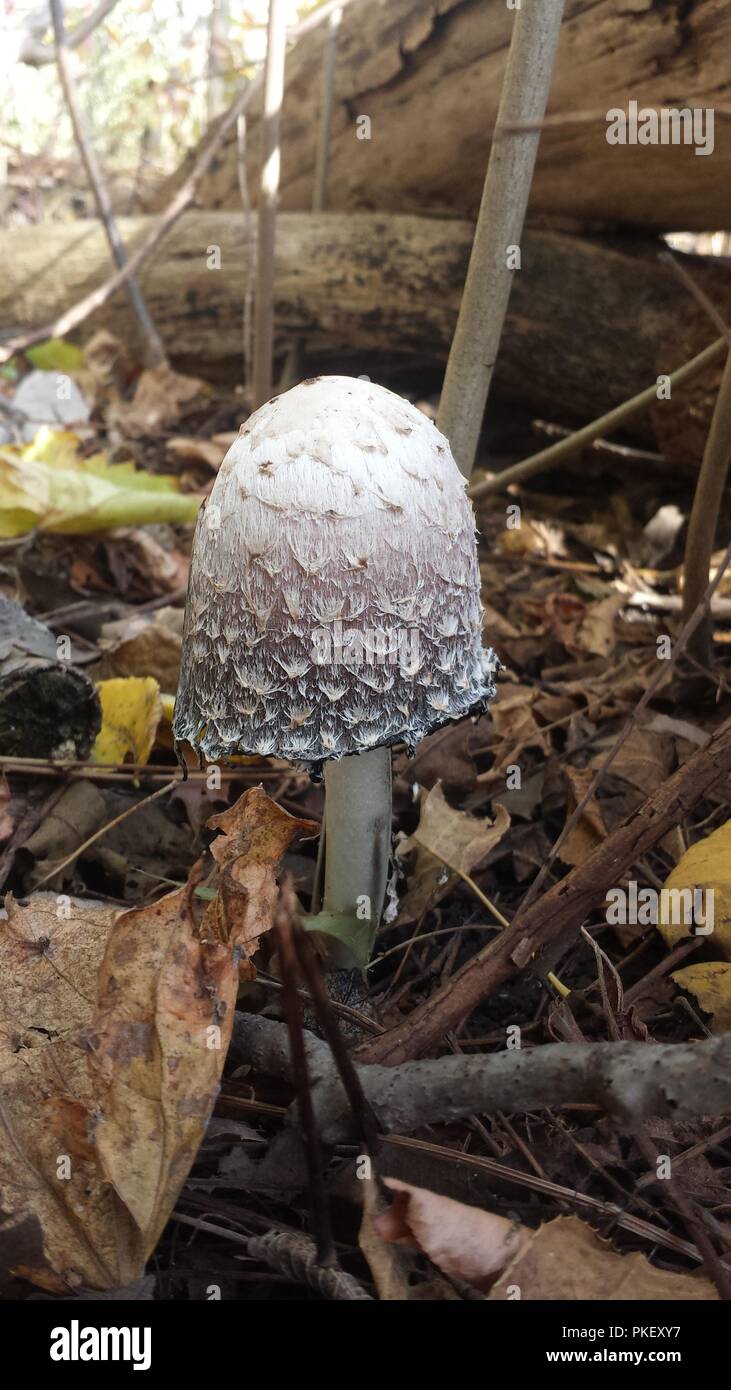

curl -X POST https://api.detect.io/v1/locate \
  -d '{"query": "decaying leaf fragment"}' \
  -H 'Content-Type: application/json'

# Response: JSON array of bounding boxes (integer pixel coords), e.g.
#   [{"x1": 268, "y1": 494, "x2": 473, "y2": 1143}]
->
[
  {"x1": 0, "y1": 787, "x2": 316, "y2": 1292},
  {"x1": 374, "y1": 1179, "x2": 528, "y2": 1292},
  {"x1": 396, "y1": 781, "x2": 509, "y2": 924},
  {"x1": 369, "y1": 1186, "x2": 718, "y2": 1301},
  {"x1": 488, "y1": 1215, "x2": 718, "y2": 1301}
]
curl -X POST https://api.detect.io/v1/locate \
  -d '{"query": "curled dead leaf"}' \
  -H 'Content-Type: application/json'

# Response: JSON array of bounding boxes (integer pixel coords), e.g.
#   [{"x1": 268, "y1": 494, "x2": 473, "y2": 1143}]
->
[{"x1": 0, "y1": 787, "x2": 312, "y2": 1292}]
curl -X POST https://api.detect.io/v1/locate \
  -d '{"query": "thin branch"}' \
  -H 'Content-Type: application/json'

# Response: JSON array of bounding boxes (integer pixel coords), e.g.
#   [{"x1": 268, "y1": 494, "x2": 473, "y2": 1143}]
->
[
  {"x1": 49, "y1": 0, "x2": 166, "y2": 367},
  {"x1": 234, "y1": 1013, "x2": 731, "y2": 1143},
  {"x1": 437, "y1": 0, "x2": 566, "y2": 478},
  {"x1": 312, "y1": 5, "x2": 341, "y2": 215},
  {"x1": 277, "y1": 2, "x2": 341, "y2": 392},
  {"x1": 681, "y1": 359, "x2": 731, "y2": 662},
  {"x1": 273, "y1": 882, "x2": 336, "y2": 1267},
  {"x1": 520, "y1": 540, "x2": 731, "y2": 914},
  {"x1": 629, "y1": 1122, "x2": 731, "y2": 1300},
  {"x1": 468, "y1": 336, "x2": 727, "y2": 500},
  {"x1": 31, "y1": 778, "x2": 177, "y2": 888},
  {"x1": 0, "y1": 77, "x2": 261, "y2": 364},
  {"x1": 171, "y1": 1214, "x2": 371, "y2": 1299},
  {"x1": 253, "y1": 0, "x2": 288, "y2": 408},
  {"x1": 358, "y1": 701, "x2": 731, "y2": 1066},
  {"x1": 293, "y1": 915, "x2": 383, "y2": 1166},
  {"x1": 20, "y1": 0, "x2": 121, "y2": 66},
  {"x1": 236, "y1": 109, "x2": 254, "y2": 393},
  {"x1": 657, "y1": 254, "x2": 731, "y2": 664}
]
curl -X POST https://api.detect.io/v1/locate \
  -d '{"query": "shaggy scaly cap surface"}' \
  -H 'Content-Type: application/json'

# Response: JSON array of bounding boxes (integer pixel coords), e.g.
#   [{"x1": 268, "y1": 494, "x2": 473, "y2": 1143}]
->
[{"x1": 173, "y1": 376, "x2": 496, "y2": 769}]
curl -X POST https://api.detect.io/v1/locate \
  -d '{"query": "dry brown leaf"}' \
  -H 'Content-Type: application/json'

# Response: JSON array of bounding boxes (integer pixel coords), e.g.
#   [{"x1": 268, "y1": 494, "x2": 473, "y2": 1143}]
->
[
  {"x1": 480, "y1": 601, "x2": 522, "y2": 643},
  {"x1": 488, "y1": 1215, "x2": 718, "y2": 1300},
  {"x1": 166, "y1": 437, "x2": 228, "y2": 471},
  {"x1": 358, "y1": 1176, "x2": 412, "y2": 1301},
  {"x1": 496, "y1": 519, "x2": 565, "y2": 559},
  {"x1": 396, "y1": 783, "x2": 509, "y2": 924},
  {"x1": 111, "y1": 365, "x2": 206, "y2": 437},
  {"x1": 559, "y1": 765, "x2": 607, "y2": 867},
  {"x1": 399, "y1": 720, "x2": 481, "y2": 798},
  {"x1": 95, "y1": 607, "x2": 183, "y2": 691},
  {"x1": 112, "y1": 528, "x2": 190, "y2": 595},
  {"x1": 204, "y1": 787, "x2": 319, "y2": 961},
  {"x1": 597, "y1": 725, "x2": 674, "y2": 797},
  {"x1": 577, "y1": 593, "x2": 624, "y2": 657},
  {"x1": 491, "y1": 683, "x2": 550, "y2": 754},
  {"x1": 540, "y1": 592, "x2": 587, "y2": 651},
  {"x1": 0, "y1": 788, "x2": 316, "y2": 1292},
  {"x1": 375, "y1": 1179, "x2": 528, "y2": 1290}
]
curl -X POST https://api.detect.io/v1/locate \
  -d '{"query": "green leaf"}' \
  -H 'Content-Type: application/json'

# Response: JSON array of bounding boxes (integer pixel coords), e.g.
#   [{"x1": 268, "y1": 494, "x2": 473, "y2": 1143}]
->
[
  {"x1": 26, "y1": 339, "x2": 85, "y2": 373},
  {"x1": 0, "y1": 428, "x2": 200, "y2": 536},
  {"x1": 302, "y1": 911, "x2": 373, "y2": 970}
]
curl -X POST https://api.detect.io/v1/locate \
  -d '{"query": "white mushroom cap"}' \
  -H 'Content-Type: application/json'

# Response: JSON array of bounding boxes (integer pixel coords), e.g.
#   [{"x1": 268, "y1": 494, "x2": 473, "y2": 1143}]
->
[{"x1": 173, "y1": 375, "x2": 496, "y2": 770}]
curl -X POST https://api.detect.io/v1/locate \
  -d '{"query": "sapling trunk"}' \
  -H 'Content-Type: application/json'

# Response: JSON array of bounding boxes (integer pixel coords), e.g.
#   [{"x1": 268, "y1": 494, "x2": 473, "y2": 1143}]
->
[
  {"x1": 320, "y1": 746, "x2": 392, "y2": 963},
  {"x1": 681, "y1": 347, "x2": 731, "y2": 664},
  {"x1": 438, "y1": 0, "x2": 566, "y2": 478}
]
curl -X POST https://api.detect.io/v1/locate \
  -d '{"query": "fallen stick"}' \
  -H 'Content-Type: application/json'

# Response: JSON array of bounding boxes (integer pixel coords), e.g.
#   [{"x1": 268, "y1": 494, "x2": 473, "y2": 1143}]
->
[
  {"x1": 356, "y1": 710, "x2": 731, "y2": 1066},
  {"x1": 232, "y1": 1014, "x2": 731, "y2": 1145}
]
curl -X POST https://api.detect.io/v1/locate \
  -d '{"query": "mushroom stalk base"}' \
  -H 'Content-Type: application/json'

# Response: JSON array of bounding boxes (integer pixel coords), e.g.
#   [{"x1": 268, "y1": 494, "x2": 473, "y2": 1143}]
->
[{"x1": 321, "y1": 746, "x2": 392, "y2": 961}]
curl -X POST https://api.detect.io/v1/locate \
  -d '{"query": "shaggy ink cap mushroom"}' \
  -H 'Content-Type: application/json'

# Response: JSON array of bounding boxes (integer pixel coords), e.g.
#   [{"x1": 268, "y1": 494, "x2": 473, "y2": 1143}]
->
[{"x1": 173, "y1": 375, "x2": 497, "y2": 771}]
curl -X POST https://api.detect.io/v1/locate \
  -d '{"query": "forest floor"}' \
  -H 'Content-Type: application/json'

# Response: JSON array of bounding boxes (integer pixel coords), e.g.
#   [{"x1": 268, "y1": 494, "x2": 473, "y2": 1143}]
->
[{"x1": 2, "y1": 345, "x2": 731, "y2": 1301}]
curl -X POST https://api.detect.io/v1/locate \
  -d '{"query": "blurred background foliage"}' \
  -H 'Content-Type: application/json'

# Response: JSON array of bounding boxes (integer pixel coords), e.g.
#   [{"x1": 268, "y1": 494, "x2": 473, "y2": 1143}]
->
[{"x1": 1, "y1": 0, "x2": 321, "y2": 221}]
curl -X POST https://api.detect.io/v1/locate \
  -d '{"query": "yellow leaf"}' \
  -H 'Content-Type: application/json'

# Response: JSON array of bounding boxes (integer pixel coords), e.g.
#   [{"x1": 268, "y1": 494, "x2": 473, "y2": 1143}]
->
[
  {"x1": 672, "y1": 961, "x2": 731, "y2": 1033},
  {"x1": 657, "y1": 819, "x2": 731, "y2": 958},
  {"x1": 92, "y1": 677, "x2": 162, "y2": 766},
  {"x1": 0, "y1": 428, "x2": 200, "y2": 536}
]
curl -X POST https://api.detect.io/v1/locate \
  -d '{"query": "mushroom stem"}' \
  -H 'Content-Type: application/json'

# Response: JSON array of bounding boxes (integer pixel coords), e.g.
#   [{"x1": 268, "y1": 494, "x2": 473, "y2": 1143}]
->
[{"x1": 321, "y1": 746, "x2": 392, "y2": 953}]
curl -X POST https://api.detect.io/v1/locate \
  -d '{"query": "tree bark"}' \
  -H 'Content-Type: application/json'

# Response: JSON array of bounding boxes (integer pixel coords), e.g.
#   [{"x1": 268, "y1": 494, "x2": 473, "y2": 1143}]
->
[
  {"x1": 148, "y1": 0, "x2": 731, "y2": 233},
  {"x1": 1, "y1": 211, "x2": 729, "y2": 455}
]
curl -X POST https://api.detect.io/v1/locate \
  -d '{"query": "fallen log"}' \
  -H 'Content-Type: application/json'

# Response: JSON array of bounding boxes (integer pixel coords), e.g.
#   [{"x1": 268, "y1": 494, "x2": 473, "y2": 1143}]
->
[
  {"x1": 150, "y1": 0, "x2": 731, "y2": 233},
  {"x1": 0, "y1": 211, "x2": 728, "y2": 455}
]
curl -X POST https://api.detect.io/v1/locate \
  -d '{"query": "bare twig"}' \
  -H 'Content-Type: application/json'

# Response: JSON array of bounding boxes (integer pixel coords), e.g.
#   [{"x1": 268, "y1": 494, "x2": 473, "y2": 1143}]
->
[
  {"x1": 253, "y1": 0, "x2": 288, "y2": 408},
  {"x1": 682, "y1": 351, "x2": 731, "y2": 662},
  {"x1": 49, "y1": 0, "x2": 166, "y2": 367},
  {"x1": 236, "y1": 110, "x2": 255, "y2": 393},
  {"x1": 468, "y1": 336, "x2": 727, "y2": 499},
  {"x1": 0, "y1": 75, "x2": 261, "y2": 364},
  {"x1": 438, "y1": 0, "x2": 566, "y2": 477},
  {"x1": 20, "y1": 0, "x2": 121, "y2": 66},
  {"x1": 312, "y1": 5, "x2": 341, "y2": 215},
  {"x1": 234, "y1": 1013, "x2": 731, "y2": 1141},
  {"x1": 652, "y1": 256, "x2": 731, "y2": 665},
  {"x1": 31, "y1": 777, "x2": 177, "y2": 888},
  {"x1": 520, "y1": 540, "x2": 731, "y2": 913},
  {"x1": 277, "y1": 3, "x2": 341, "y2": 391},
  {"x1": 273, "y1": 883, "x2": 336, "y2": 1266},
  {"x1": 357, "y1": 704, "x2": 731, "y2": 1066},
  {"x1": 629, "y1": 1123, "x2": 731, "y2": 1300},
  {"x1": 293, "y1": 918, "x2": 382, "y2": 1165},
  {"x1": 171, "y1": 1214, "x2": 371, "y2": 1299}
]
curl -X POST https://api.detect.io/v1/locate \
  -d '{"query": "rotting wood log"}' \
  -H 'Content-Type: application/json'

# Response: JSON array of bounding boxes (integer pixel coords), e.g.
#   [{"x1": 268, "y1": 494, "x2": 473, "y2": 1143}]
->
[
  {"x1": 1, "y1": 211, "x2": 729, "y2": 458},
  {"x1": 149, "y1": 0, "x2": 731, "y2": 233}
]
